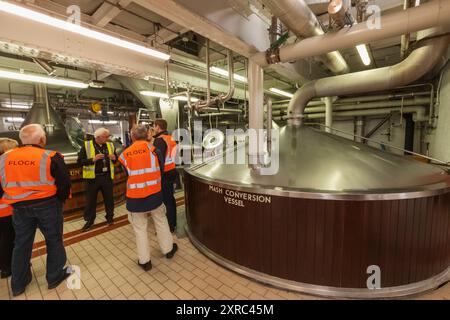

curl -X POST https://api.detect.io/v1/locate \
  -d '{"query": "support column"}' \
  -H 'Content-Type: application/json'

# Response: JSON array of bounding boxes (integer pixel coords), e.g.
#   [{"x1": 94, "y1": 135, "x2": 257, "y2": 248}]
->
[{"x1": 248, "y1": 59, "x2": 264, "y2": 170}]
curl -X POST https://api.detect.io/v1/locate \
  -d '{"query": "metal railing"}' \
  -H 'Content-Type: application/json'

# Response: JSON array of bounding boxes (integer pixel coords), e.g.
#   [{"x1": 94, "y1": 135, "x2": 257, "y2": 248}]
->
[{"x1": 306, "y1": 122, "x2": 450, "y2": 166}]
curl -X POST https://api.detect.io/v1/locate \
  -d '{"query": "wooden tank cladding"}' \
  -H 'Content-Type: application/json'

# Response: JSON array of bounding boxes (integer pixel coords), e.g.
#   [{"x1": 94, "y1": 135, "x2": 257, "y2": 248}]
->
[
  {"x1": 63, "y1": 163, "x2": 126, "y2": 219},
  {"x1": 185, "y1": 174, "x2": 450, "y2": 289}
]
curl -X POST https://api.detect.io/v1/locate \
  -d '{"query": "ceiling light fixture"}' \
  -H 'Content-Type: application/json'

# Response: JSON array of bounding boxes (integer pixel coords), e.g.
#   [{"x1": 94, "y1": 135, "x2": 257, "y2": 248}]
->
[
  {"x1": 269, "y1": 88, "x2": 294, "y2": 98},
  {"x1": 139, "y1": 91, "x2": 199, "y2": 102},
  {"x1": 0, "y1": 69, "x2": 88, "y2": 88},
  {"x1": 210, "y1": 66, "x2": 247, "y2": 83},
  {"x1": 356, "y1": 44, "x2": 371, "y2": 66},
  {"x1": 0, "y1": 1, "x2": 170, "y2": 61}
]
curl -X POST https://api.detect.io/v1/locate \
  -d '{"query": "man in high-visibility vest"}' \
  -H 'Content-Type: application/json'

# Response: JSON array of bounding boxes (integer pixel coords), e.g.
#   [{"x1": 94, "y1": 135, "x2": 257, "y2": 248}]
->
[
  {"x1": 0, "y1": 138, "x2": 18, "y2": 280},
  {"x1": 119, "y1": 125, "x2": 177, "y2": 271},
  {"x1": 78, "y1": 128, "x2": 117, "y2": 232},
  {"x1": 153, "y1": 119, "x2": 178, "y2": 233},
  {"x1": 0, "y1": 124, "x2": 71, "y2": 296}
]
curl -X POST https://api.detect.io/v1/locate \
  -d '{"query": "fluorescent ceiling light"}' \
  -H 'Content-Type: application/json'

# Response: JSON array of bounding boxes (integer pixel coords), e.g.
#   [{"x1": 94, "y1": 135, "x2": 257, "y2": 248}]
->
[
  {"x1": 0, "y1": 69, "x2": 88, "y2": 88},
  {"x1": 269, "y1": 88, "x2": 294, "y2": 98},
  {"x1": 139, "y1": 91, "x2": 199, "y2": 102},
  {"x1": 5, "y1": 117, "x2": 24, "y2": 122},
  {"x1": 2, "y1": 104, "x2": 31, "y2": 109},
  {"x1": 210, "y1": 66, "x2": 247, "y2": 83},
  {"x1": 88, "y1": 120, "x2": 118, "y2": 124},
  {"x1": 0, "y1": 1, "x2": 170, "y2": 61},
  {"x1": 356, "y1": 44, "x2": 371, "y2": 66}
]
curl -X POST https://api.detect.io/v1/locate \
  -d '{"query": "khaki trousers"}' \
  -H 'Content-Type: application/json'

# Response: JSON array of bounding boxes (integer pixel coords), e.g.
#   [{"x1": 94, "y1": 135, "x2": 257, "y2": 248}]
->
[{"x1": 128, "y1": 204, "x2": 173, "y2": 264}]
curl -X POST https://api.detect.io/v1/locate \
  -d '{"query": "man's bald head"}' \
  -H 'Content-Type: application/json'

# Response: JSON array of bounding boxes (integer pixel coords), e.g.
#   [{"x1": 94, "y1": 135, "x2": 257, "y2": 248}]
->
[{"x1": 19, "y1": 124, "x2": 47, "y2": 147}]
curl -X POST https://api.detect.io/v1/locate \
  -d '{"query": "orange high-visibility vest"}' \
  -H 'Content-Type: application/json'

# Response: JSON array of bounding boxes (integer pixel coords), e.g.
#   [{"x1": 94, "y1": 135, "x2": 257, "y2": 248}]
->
[
  {"x1": 0, "y1": 200, "x2": 12, "y2": 218},
  {"x1": 160, "y1": 134, "x2": 177, "y2": 172},
  {"x1": 118, "y1": 140, "x2": 161, "y2": 199},
  {"x1": 0, "y1": 146, "x2": 57, "y2": 204}
]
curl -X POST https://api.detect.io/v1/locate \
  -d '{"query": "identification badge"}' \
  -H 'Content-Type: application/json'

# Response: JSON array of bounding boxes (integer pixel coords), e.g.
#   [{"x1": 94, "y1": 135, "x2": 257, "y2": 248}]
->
[{"x1": 102, "y1": 167, "x2": 108, "y2": 172}]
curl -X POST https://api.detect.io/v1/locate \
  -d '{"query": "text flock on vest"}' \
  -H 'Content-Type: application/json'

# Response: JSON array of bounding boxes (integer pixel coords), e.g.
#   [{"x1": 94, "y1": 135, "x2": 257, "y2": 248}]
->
[
  {"x1": 125, "y1": 148, "x2": 148, "y2": 157},
  {"x1": 8, "y1": 160, "x2": 37, "y2": 166}
]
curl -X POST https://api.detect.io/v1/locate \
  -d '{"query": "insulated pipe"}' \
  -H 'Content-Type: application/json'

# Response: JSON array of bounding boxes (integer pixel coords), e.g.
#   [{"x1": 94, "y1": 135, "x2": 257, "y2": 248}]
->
[
  {"x1": 323, "y1": 97, "x2": 333, "y2": 132},
  {"x1": 271, "y1": 91, "x2": 431, "y2": 107},
  {"x1": 248, "y1": 59, "x2": 264, "y2": 169},
  {"x1": 252, "y1": 0, "x2": 450, "y2": 67},
  {"x1": 303, "y1": 106, "x2": 428, "y2": 122},
  {"x1": 400, "y1": 0, "x2": 414, "y2": 59},
  {"x1": 271, "y1": 97, "x2": 430, "y2": 116},
  {"x1": 261, "y1": 0, "x2": 349, "y2": 74},
  {"x1": 305, "y1": 97, "x2": 431, "y2": 113},
  {"x1": 273, "y1": 106, "x2": 428, "y2": 122},
  {"x1": 287, "y1": 30, "x2": 450, "y2": 126}
]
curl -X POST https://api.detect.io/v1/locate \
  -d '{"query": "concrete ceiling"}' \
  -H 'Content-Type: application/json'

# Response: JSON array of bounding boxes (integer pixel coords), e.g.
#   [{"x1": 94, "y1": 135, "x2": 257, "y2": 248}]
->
[{"x1": 0, "y1": 0, "x2": 416, "y2": 99}]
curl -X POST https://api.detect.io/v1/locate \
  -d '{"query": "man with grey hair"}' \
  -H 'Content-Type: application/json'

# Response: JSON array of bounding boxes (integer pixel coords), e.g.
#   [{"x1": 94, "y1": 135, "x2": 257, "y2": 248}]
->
[
  {"x1": 0, "y1": 124, "x2": 71, "y2": 296},
  {"x1": 119, "y1": 124, "x2": 177, "y2": 272},
  {"x1": 78, "y1": 127, "x2": 118, "y2": 232}
]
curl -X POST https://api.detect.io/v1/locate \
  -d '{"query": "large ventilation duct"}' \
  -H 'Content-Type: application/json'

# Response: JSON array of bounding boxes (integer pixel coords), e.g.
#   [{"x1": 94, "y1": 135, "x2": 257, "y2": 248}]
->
[
  {"x1": 287, "y1": 30, "x2": 450, "y2": 125},
  {"x1": 261, "y1": 0, "x2": 349, "y2": 74},
  {"x1": 252, "y1": 0, "x2": 450, "y2": 67}
]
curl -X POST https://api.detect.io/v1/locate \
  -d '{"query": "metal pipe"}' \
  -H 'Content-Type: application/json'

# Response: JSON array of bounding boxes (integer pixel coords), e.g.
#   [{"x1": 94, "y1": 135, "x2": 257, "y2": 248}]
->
[
  {"x1": 305, "y1": 106, "x2": 428, "y2": 121},
  {"x1": 400, "y1": 0, "x2": 414, "y2": 59},
  {"x1": 248, "y1": 59, "x2": 264, "y2": 170},
  {"x1": 195, "y1": 48, "x2": 235, "y2": 110},
  {"x1": 324, "y1": 97, "x2": 333, "y2": 132},
  {"x1": 274, "y1": 106, "x2": 428, "y2": 122},
  {"x1": 202, "y1": 107, "x2": 243, "y2": 113},
  {"x1": 305, "y1": 97, "x2": 431, "y2": 113},
  {"x1": 287, "y1": 30, "x2": 450, "y2": 126},
  {"x1": 271, "y1": 91, "x2": 432, "y2": 107},
  {"x1": 267, "y1": 99, "x2": 272, "y2": 153},
  {"x1": 218, "y1": 49, "x2": 235, "y2": 103},
  {"x1": 164, "y1": 60, "x2": 170, "y2": 96},
  {"x1": 252, "y1": 0, "x2": 450, "y2": 67},
  {"x1": 261, "y1": 0, "x2": 349, "y2": 74},
  {"x1": 305, "y1": 122, "x2": 449, "y2": 165}
]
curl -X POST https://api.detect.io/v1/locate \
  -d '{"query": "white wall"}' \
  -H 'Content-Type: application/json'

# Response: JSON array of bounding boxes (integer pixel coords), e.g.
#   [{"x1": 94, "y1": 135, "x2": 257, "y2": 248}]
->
[
  {"x1": 327, "y1": 113, "x2": 421, "y2": 156},
  {"x1": 430, "y1": 63, "x2": 450, "y2": 162}
]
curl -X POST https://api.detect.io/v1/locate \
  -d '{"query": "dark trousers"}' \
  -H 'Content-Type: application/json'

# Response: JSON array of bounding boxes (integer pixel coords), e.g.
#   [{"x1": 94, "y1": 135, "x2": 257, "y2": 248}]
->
[
  {"x1": 162, "y1": 170, "x2": 177, "y2": 231},
  {"x1": 11, "y1": 197, "x2": 67, "y2": 292},
  {"x1": 84, "y1": 175, "x2": 114, "y2": 223},
  {"x1": 0, "y1": 215, "x2": 14, "y2": 272}
]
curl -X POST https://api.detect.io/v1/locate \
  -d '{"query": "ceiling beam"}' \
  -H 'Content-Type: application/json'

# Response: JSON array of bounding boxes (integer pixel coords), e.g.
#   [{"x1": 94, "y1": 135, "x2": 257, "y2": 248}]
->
[
  {"x1": 133, "y1": 0, "x2": 261, "y2": 58},
  {"x1": 92, "y1": 0, "x2": 133, "y2": 27},
  {"x1": 148, "y1": 22, "x2": 189, "y2": 45}
]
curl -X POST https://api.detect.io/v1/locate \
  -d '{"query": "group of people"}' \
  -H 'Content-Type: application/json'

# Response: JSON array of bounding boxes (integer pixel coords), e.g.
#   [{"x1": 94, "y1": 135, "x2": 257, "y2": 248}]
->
[{"x1": 0, "y1": 118, "x2": 179, "y2": 296}]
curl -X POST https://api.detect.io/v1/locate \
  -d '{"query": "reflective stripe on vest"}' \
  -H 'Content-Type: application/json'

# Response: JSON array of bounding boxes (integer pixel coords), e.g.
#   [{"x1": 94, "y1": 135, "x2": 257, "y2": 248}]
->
[
  {"x1": 160, "y1": 134, "x2": 176, "y2": 172},
  {"x1": 0, "y1": 147, "x2": 57, "y2": 204},
  {"x1": 119, "y1": 141, "x2": 161, "y2": 198},
  {"x1": 0, "y1": 202, "x2": 12, "y2": 218},
  {"x1": 82, "y1": 140, "x2": 115, "y2": 179}
]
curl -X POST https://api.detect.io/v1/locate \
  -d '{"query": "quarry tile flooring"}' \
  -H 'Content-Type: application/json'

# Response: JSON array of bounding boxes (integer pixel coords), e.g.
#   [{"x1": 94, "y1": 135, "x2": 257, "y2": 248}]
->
[{"x1": 1, "y1": 195, "x2": 449, "y2": 300}]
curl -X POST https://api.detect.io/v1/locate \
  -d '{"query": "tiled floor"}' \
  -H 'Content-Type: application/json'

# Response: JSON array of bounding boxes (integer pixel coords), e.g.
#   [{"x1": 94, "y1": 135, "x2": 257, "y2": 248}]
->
[{"x1": 1, "y1": 202, "x2": 450, "y2": 300}]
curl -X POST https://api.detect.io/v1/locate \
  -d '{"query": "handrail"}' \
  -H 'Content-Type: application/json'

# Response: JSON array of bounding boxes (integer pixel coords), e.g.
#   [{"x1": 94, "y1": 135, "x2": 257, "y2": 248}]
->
[{"x1": 306, "y1": 122, "x2": 449, "y2": 165}]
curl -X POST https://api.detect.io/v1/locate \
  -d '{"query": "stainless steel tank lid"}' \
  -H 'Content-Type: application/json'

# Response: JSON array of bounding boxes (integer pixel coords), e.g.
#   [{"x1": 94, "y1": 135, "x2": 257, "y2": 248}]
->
[{"x1": 187, "y1": 125, "x2": 450, "y2": 200}]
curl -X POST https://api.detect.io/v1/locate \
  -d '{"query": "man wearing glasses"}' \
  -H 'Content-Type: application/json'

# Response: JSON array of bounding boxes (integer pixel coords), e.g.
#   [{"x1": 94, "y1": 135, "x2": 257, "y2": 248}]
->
[{"x1": 78, "y1": 128, "x2": 117, "y2": 232}]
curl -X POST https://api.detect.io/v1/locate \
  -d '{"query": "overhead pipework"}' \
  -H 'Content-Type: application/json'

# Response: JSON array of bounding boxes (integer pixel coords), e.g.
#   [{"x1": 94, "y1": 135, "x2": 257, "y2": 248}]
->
[
  {"x1": 194, "y1": 46, "x2": 235, "y2": 110},
  {"x1": 261, "y1": 0, "x2": 349, "y2": 74},
  {"x1": 286, "y1": 29, "x2": 450, "y2": 126},
  {"x1": 252, "y1": 0, "x2": 450, "y2": 67},
  {"x1": 328, "y1": 0, "x2": 354, "y2": 30}
]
